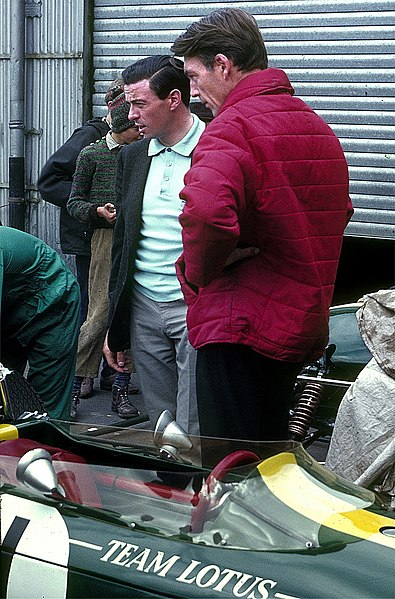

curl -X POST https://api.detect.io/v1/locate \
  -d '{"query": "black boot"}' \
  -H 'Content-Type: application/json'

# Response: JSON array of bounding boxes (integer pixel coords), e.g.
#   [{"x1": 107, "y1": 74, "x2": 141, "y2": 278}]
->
[
  {"x1": 111, "y1": 385, "x2": 139, "y2": 418},
  {"x1": 70, "y1": 391, "x2": 80, "y2": 421}
]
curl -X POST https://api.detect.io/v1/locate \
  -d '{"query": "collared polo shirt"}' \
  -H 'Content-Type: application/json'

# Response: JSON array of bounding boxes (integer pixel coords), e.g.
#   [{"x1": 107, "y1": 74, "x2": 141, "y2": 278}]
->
[
  {"x1": 134, "y1": 114, "x2": 205, "y2": 302},
  {"x1": 106, "y1": 131, "x2": 123, "y2": 150}
]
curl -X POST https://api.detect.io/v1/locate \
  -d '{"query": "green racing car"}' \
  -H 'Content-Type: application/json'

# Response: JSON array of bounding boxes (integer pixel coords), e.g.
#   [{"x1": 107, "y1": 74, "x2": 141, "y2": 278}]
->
[{"x1": 1, "y1": 407, "x2": 395, "y2": 599}]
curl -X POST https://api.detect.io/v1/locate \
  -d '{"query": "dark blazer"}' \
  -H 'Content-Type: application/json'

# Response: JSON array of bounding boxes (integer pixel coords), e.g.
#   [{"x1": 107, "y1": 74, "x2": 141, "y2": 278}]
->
[
  {"x1": 37, "y1": 117, "x2": 110, "y2": 255},
  {"x1": 107, "y1": 138, "x2": 152, "y2": 351}
]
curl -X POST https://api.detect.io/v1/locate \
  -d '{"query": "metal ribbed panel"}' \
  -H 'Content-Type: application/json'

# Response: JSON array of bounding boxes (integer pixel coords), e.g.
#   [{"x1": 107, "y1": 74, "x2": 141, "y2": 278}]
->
[
  {"x1": 0, "y1": 57, "x2": 10, "y2": 226},
  {"x1": 0, "y1": 0, "x2": 11, "y2": 226},
  {"x1": 25, "y1": 0, "x2": 84, "y2": 253},
  {"x1": 1, "y1": 0, "x2": 83, "y2": 259},
  {"x1": 25, "y1": 57, "x2": 83, "y2": 254},
  {"x1": 93, "y1": 0, "x2": 395, "y2": 239}
]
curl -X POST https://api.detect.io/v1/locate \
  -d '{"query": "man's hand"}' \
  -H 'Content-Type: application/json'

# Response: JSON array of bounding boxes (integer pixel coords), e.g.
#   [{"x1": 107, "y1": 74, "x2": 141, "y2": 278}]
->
[
  {"x1": 103, "y1": 332, "x2": 131, "y2": 373},
  {"x1": 97, "y1": 202, "x2": 117, "y2": 224},
  {"x1": 225, "y1": 246, "x2": 259, "y2": 267}
]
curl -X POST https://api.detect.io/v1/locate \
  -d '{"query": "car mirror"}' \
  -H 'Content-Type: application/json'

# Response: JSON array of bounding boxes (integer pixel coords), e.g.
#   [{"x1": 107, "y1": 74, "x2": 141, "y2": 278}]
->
[
  {"x1": 16, "y1": 448, "x2": 65, "y2": 500},
  {"x1": 153, "y1": 410, "x2": 193, "y2": 460}
]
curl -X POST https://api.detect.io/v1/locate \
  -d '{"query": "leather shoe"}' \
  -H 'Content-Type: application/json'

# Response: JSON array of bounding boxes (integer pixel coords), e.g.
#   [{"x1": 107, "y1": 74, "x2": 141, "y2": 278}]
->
[
  {"x1": 80, "y1": 377, "x2": 94, "y2": 398},
  {"x1": 70, "y1": 391, "x2": 80, "y2": 421},
  {"x1": 112, "y1": 385, "x2": 139, "y2": 419}
]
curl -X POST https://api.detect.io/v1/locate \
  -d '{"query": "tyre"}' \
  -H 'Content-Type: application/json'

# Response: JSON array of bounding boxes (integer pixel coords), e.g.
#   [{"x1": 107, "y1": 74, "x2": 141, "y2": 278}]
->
[{"x1": 0, "y1": 363, "x2": 46, "y2": 420}]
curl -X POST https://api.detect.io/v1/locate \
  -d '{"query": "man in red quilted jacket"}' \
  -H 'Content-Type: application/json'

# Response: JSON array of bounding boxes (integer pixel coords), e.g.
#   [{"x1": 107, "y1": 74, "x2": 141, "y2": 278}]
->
[{"x1": 171, "y1": 8, "x2": 353, "y2": 442}]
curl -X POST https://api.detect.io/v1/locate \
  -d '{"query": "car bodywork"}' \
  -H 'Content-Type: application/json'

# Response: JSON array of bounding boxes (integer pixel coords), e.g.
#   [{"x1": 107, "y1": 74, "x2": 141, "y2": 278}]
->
[{"x1": 1, "y1": 417, "x2": 395, "y2": 599}]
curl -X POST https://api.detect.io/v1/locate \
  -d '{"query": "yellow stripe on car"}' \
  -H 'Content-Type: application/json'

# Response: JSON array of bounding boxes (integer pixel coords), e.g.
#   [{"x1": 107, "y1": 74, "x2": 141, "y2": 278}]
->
[
  {"x1": 0, "y1": 423, "x2": 19, "y2": 440},
  {"x1": 258, "y1": 452, "x2": 395, "y2": 550}
]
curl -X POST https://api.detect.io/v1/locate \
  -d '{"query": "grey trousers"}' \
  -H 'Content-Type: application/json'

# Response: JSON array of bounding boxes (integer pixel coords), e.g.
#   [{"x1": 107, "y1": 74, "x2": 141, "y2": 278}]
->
[{"x1": 130, "y1": 289, "x2": 199, "y2": 436}]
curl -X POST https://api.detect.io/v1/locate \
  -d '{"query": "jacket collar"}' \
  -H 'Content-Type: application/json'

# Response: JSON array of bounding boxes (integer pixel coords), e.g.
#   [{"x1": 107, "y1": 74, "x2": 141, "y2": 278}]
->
[{"x1": 218, "y1": 67, "x2": 294, "y2": 116}]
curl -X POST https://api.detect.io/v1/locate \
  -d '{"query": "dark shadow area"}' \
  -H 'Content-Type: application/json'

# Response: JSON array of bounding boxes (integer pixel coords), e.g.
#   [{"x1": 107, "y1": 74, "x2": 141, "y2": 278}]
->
[{"x1": 333, "y1": 236, "x2": 395, "y2": 304}]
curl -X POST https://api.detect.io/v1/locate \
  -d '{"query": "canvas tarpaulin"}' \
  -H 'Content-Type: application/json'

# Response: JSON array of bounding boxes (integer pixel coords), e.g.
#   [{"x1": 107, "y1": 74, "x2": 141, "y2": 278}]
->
[{"x1": 326, "y1": 289, "x2": 395, "y2": 507}]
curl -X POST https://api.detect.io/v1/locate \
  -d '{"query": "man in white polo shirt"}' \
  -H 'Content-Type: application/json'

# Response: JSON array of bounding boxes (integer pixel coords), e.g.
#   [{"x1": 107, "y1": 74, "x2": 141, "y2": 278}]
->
[{"x1": 104, "y1": 56, "x2": 205, "y2": 435}]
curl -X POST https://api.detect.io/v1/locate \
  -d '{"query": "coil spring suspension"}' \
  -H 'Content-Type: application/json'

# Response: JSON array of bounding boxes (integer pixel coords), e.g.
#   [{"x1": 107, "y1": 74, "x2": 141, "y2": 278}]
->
[{"x1": 289, "y1": 381, "x2": 324, "y2": 441}]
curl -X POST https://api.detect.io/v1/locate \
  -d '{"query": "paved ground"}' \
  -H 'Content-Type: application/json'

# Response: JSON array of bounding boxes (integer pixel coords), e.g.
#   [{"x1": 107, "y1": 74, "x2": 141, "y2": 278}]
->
[{"x1": 74, "y1": 373, "x2": 149, "y2": 428}]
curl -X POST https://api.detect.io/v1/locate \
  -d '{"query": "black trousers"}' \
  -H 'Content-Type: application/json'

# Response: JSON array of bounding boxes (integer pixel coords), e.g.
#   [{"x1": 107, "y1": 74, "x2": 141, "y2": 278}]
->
[{"x1": 196, "y1": 343, "x2": 302, "y2": 442}]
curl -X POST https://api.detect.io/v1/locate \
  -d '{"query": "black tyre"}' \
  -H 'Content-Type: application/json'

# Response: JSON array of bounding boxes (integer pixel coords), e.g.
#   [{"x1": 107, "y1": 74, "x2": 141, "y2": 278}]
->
[{"x1": 0, "y1": 365, "x2": 46, "y2": 420}]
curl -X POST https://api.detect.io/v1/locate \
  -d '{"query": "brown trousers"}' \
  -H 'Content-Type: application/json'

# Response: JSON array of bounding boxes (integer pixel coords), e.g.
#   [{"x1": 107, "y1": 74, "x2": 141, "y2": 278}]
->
[{"x1": 75, "y1": 228, "x2": 113, "y2": 378}]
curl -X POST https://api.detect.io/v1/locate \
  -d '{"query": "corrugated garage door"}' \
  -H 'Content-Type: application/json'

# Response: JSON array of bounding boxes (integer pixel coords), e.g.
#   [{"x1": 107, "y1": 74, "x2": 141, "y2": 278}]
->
[
  {"x1": 93, "y1": 0, "x2": 395, "y2": 239},
  {"x1": 1, "y1": 0, "x2": 84, "y2": 252}
]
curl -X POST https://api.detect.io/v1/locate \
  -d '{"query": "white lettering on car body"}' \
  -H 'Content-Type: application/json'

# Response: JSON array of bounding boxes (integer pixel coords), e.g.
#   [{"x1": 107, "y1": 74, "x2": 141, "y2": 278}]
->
[{"x1": 98, "y1": 539, "x2": 299, "y2": 598}]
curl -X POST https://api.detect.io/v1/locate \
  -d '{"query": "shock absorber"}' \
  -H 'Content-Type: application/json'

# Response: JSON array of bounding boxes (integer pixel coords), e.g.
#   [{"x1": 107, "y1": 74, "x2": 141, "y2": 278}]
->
[{"x1": 289, "y1": 381, "x2": 324, "y2": 441}]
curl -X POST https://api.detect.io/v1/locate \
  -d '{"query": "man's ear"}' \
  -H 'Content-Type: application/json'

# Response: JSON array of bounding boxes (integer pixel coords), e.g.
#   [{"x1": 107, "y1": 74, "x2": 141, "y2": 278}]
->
[
  {"x1": 214, "y1": 54, "x2": 232, "y2": 79},
  {"x1": 168, "y1": 88, "x2": 182, "y2": 110}
]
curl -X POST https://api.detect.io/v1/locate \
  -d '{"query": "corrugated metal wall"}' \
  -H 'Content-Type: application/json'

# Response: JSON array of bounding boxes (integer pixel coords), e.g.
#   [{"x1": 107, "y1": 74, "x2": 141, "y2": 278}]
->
[
  {"x1": 92, "y1": 0, "x2": 395, "y2": 239},
  {"x1": 1, "y1": 0, "x2": 84, "y2": 260},
  {"x1": 0, "y1": 1, "x2": 12, "y2": 228},
  {"x1": 25, "y1": 0, "x2": 85, "y2": 252}
]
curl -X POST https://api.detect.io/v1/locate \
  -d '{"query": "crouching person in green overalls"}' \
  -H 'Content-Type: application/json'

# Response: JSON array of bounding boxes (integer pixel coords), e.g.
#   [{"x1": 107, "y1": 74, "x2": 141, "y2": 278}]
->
[{"x1": 0, "y1": 226, "x2": 80, "y2": 420}]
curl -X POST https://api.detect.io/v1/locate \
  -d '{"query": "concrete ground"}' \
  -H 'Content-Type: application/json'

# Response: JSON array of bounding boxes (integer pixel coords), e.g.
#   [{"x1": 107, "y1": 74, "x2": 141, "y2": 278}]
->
[{"x1": 74, "y1": 372, "x2": 149, "y2": 428}]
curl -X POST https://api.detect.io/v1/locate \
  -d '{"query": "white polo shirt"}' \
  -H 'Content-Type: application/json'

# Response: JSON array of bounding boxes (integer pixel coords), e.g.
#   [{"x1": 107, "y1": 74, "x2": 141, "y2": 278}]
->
[{"x1": 133, "y1": 114, "x2": 205, "y2": 302}]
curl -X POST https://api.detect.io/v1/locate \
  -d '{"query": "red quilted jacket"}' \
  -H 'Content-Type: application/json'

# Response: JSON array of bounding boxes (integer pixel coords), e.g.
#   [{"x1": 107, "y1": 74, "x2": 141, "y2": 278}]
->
[{"x1": 177, "y1": 68, "x2": 353, "y2": 362}]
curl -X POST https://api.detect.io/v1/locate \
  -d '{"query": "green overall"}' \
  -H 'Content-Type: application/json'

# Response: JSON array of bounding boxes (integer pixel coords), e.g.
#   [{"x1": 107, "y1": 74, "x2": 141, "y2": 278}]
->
[{"x1": 0, "y1": 227, "x2": 80, "y2": 420}]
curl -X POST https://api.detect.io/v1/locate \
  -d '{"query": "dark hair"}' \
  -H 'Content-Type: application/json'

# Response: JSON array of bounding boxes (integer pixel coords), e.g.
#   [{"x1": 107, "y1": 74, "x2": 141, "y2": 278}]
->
[
  {"x1": 122, "y1": 55, "x2": 190, "y2": 107},
  {"x1": 171, "y1": 8, "x2": 268, "y2": 72}
]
